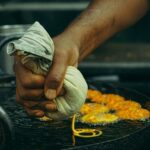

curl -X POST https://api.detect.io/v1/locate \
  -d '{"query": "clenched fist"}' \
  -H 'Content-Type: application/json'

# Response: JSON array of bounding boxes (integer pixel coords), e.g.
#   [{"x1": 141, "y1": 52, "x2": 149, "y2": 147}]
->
[{"x1": 14, "y1": 33, "x2": 79, "y2": 117}]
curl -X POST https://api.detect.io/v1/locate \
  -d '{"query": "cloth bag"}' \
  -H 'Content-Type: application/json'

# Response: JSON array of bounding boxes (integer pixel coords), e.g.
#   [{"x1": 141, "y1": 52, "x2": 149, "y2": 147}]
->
[{"x1": 7, "y1": 21, "x2": 88, "y2": 120}]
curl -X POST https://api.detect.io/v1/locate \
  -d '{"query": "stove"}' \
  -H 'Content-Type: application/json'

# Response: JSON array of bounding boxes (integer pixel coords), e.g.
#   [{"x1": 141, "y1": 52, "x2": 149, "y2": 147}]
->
[
  {"x1": 0, "y1": 76, "x2": 150, "y2": 150},
  {"x1": 1, "y1": 41, "x2": 150, "y2": 149}
]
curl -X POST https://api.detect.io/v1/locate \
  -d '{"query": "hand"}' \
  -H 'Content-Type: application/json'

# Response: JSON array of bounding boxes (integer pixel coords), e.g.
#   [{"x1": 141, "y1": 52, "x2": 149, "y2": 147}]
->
[
  {"x1": 14, "y1": 56, "x2": 58, "y2": 117},
  {"x1": 14, "y1": 32, "x2": 79, "y2": 116},
  {"x1": 44, "y1": 33, "x2": 79, "y2": 100}
]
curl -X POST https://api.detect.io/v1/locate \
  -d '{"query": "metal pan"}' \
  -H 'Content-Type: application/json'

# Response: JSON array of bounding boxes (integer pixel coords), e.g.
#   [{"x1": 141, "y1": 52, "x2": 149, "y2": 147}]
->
[
  {"x1": 0, "y1": 80, "x2": 150, "y2": 150},
  {"x1": 0, "y1": 106, "x2": 14, "y2": 150}
]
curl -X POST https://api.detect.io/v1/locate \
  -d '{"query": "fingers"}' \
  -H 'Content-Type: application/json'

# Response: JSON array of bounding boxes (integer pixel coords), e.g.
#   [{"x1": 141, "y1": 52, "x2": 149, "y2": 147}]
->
[
  {"x1": 16, "y1": 82, "x2": 45, "y2": 117},
  {"x1": 14, "y1": 50, "x2": 69, "y2": 117},
  {"x1": 24, "y1": 107, "x2": 45, "y2": 117},
  {"x1": 16, "y1": 78, "x2": 45, "y2": 101},
  {"x1": 22, "y1": 100, "x2": 57, "y2": 117},
  {"x1": 14, "y1": 56, "x2": 45, "y2": 89},
  {"x1": 14, "y1": 56, "x2": 47, "y2": 117},
  {"x1": 44, "y1": 51, "x2": 68, "y2": 100},
  {"x1": 24, "y1": 100, "x2": 57, "y2": 117},
  {"x1": 17, "y1": 95, "x2": 45, "y2": 117},
  {"x1": 24, "y1": 101, "x2": 57, "y2": 116},
  {"x1": 16, "y1": 87, "x2": 57, "y2": 117},
  {"x1": 17, "y1": 92, "x2": 56, "y2": 117},
  {"x1": 39, "y1": 101, "x2": 57, "y2": 112}
]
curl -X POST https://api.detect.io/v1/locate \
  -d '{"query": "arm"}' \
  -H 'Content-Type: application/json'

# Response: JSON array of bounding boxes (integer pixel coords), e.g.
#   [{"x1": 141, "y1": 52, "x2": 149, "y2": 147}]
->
[
  {"x1": 60, "y1": 0, "x2": 149, "y2": 61},
  {"x1": 44, "y1": 0, "x2": 149, "y2": 99},
  {"x1": 15, "y1": 0, "x2": 149, "y2": 116}
]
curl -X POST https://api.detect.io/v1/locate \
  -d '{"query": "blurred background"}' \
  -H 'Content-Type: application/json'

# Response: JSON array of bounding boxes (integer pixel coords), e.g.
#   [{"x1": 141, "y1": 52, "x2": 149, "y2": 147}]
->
[{"x1": 0, "y1": 0, "x2": 150, "y2": 95}]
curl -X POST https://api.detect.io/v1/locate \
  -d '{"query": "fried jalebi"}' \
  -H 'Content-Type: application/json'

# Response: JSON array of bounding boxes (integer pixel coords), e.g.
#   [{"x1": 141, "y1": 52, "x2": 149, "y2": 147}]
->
[
  {"x1": 74, "y1": 89, "x2": 150, "y2": 139},
  {"x1": 88, "y1": 93, "x2": 125, "y2": 104},
  {"x1": 116, "y1": 108, "x2": 150, "y2": 120},
  {"x1": 107, "y1": 100, "x2": 141, "y2": 111},
  {"x1": 87, "y1": 89, "x2": 102, "y2": 99},
  {"x1": 81, "y1": 113, "x2": 119, "y2": 125},
  {"x1": 80, "y1": 103, "x2": 109, "y2": 115},
  {"x1": 121, "y1": 100, "x2": 141, "y2": 110},
  {"x1": 91, "y1": 94, "x2": 108, "y2": 104},
  {"x1": 79, "y1": 89, "x2": 150, "y2": 126},
  {"x1": 87, "y1": 90, "x2": 107, "y2": 103},
  {"x1": 105, "y1": 95, "x2": 124, "y2": 110},
  {"x1": 105, "y1": 94, "x2": 125, "y2": 103}
]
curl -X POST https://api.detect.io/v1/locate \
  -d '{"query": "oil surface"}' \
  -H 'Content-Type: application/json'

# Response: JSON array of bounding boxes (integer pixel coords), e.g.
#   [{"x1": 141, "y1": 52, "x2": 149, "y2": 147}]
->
[{"x1": 0, "y1": 85, "x2": 150, "y2": 150}]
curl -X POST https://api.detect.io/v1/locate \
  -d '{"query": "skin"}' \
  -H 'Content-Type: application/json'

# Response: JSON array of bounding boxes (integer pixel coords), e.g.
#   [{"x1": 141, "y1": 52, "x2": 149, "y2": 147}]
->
[{"x1": 14, "y1": 0, "x2": 149, "y2": 117}]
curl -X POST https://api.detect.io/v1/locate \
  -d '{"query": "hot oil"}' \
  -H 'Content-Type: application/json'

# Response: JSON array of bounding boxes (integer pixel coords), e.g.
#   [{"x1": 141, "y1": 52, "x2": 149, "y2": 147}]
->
[{"x1": 1, "y1": 87, "x2": 150, "y2": 149}]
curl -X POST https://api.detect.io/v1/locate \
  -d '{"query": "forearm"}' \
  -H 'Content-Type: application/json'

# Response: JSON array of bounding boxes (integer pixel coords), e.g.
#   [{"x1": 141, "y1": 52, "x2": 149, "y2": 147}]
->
[{"x1": 61, "y1": 0, "x2": 149, "y2": 61}]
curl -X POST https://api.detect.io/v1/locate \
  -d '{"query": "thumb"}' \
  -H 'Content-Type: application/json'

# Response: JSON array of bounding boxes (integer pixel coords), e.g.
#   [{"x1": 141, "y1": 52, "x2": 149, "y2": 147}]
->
[{"x1": 44, "y1": 57, "x2": 67, "y2": 100}]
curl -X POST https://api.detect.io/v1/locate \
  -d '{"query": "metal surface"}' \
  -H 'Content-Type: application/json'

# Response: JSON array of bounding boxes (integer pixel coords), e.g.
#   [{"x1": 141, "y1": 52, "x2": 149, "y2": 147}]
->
[
  {"x1": 0, "y1": 2, "x2": 89, "y2": 11},
  {"x1": 0, "y1": 24, "x2": 30, "y2": 74},
  {"x1": 0, "y1": 106, "x2": 14, "y2": 150},
  {"x1": 0, "y1": 25, "x2": 30, "y2": 36},
  {"x1": 79, "y1": 43, "x2": 150, "y2": 77},
  {"x1": 0, "y1": 81, "x2": 150, "y2": 150}
]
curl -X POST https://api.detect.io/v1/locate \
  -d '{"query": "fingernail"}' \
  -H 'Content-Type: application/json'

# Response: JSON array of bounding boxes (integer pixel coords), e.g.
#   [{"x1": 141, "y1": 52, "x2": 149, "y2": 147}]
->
[{"x1": 46, "y1": 89, "x2": 56, "y2": 99}]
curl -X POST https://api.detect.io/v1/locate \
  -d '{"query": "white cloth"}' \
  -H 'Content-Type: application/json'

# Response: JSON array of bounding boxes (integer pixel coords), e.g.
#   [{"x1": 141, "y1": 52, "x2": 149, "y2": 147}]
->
[{"x1": 7, "y1": 21, "x2": 88, "y2": 120}]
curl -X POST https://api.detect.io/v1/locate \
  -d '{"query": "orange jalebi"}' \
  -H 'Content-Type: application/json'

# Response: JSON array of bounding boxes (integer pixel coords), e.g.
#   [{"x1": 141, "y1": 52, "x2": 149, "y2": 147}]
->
[{"x1": 79, "y1": 89, "x2": 150, "y2": 124}]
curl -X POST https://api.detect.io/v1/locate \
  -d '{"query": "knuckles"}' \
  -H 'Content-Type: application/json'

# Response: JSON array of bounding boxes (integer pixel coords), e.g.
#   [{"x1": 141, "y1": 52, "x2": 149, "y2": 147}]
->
[
  {"x1": 17, "y1": 88, "x2": 44, "y2": 100},
  {"x1": 20, "y1": 77, "x2": 33, "y2": 88},
  {"x1": 20, "y1": 75, "x2": 44, "y2": 88}
]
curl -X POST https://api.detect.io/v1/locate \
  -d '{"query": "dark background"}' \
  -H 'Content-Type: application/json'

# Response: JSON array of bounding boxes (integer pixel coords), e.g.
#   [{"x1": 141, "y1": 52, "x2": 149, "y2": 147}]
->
[{"x1": 0, "y1": 0, "x2": 150, "y2": 42}]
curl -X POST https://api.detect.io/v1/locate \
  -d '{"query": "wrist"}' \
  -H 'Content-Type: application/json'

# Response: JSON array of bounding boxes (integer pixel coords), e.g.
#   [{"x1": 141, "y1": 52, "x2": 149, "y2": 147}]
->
[
  {"x1": 59, "y1": 30, "x2": 81, "y2": 51},
  {"x1": 52, "y1": 33, "x2": 80, "y2": 66}
]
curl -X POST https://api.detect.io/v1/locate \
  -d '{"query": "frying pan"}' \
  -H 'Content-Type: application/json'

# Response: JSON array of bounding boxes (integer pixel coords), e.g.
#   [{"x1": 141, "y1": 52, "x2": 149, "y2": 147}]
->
[
  {"x1": 0, "y1": 80, "x2": 150, "y2": 150},
  {"x1": 0, "y1": 106, "x2": 14, "y2": 150}
]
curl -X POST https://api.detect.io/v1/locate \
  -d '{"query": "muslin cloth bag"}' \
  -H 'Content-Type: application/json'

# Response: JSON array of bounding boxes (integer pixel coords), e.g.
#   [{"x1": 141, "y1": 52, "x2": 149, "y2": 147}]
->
[{"x1": 7, "y1": 21, "x2": 88, "y2": 121}]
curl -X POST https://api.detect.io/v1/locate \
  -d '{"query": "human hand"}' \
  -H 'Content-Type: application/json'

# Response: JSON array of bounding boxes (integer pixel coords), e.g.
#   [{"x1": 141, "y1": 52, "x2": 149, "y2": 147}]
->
[
  {"x1": 14, "y1": 56, "x2": 57, "y2": 117},
  {"x1": 14, "y1": 32, "x2": 79, "y2": 116},
  {"x1": 44, "y1": 33, "x2": 79, "y2": 100}
]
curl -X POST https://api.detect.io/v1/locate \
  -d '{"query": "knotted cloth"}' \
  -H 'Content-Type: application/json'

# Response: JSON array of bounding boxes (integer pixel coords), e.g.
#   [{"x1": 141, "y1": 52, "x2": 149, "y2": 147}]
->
[{"x1": 7, "y1": 21, "x2": 88, "y2": 120}]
